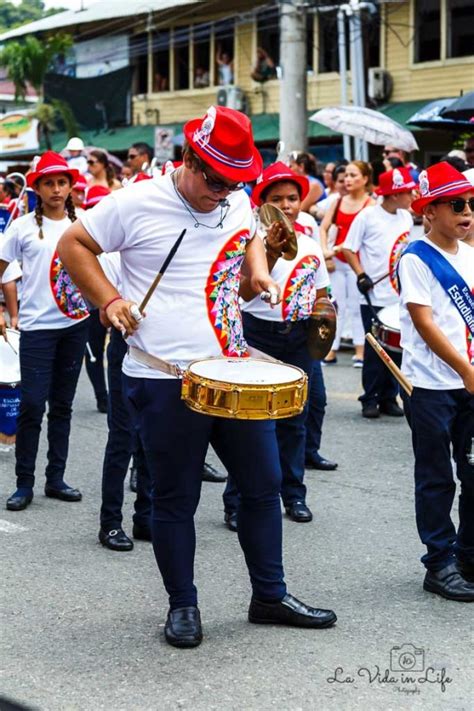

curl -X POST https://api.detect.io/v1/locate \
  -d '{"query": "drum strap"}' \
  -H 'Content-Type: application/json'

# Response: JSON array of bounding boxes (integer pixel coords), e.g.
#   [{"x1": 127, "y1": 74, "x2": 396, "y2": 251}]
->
[{"x1": 128, "y1": 344, "x2": 281, "y2": 379}]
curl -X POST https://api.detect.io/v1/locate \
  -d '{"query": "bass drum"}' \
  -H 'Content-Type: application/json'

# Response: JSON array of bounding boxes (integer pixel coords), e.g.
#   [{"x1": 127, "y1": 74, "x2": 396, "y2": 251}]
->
[{"x1": 0, "y1": 328, "x2": 21, "y2": 445}]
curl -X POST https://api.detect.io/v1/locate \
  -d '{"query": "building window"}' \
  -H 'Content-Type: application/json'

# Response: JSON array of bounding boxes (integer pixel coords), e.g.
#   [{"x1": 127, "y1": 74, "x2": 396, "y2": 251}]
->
[
  {"x1": 214, "y1": 19, "x2": 235, "y2": 86},
  {"x1": 130, "y1": 33, "x2": 148, "y2": 94},
  {"x1": 173, "y1": 25, "x2": 190, "y2": 90},
  {"x1": 256, "y1": 6, "x2": 280, "y2": 70},
  {"x1": 153, "y1": 30, "x2": 170, "y2": 91},
  {"x1": 318, "y1": 11, "x2": 348, "y2": 74},
  {"x1": 193, "y1": 21, "x2": 211, "y2": 88},
  {"x1": 447, "y1": 0, "x2": 474, "y2": 57},
  {"x1": 414, "y1": 0, "x2": 441, "y2": 62},
  {"x1": 364, "y1": 6, "x2": 381, "y2": 68}
]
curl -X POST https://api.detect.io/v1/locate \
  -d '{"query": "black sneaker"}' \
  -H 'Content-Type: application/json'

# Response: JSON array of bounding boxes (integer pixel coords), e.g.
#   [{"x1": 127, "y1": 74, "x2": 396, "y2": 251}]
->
[
  {"x1": 379, "y1": 400, "x2": 404, "y2": 417},
  {"x1": 362, "y1": 404, "x2": 380, "y2": 419}
]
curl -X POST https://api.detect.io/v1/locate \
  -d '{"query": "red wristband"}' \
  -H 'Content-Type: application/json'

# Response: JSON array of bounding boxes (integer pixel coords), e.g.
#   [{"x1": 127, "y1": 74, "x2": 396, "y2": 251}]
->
[{"x1": 103, "y1": 296, "x2": 122, "y2": 312}]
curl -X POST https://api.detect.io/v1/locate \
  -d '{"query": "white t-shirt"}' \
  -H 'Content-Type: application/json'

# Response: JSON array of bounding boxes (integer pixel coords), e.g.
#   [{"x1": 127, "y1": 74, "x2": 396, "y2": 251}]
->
[
  {"x1": 0, "y1": 212, "x2": 89, "y2": 331},
  {"x1": 80, "y1": 175, "x2": 256, "y2": 379},
  {"x1": 242, "y1": 233, "x2": 329, "y2": 322},
  {"x1": 398, "y1": 236, "x2": 474, "y2": 389},
  {"x1": 344, "y1": 204, "x2": 413, "y2": 306}
]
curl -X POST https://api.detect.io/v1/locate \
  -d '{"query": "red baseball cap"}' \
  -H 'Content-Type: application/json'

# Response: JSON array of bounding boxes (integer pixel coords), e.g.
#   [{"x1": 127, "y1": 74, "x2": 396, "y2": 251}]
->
[
  {"x1": 184, "y1": 106, "x2": 262, "y2": 183},
  {"x1": 376, "y1": 167, "x2": 417, "y2": 196},
  {"x1": 251, "y1": 162, "x2": 309, "y2": 206},
  {"x1": 84, "y1": 184, "x2": 110, "y2": 208},
  {"x1": 411, "y1": 161, "x2": 473, "y2": 214},
  {"x1": 27, "y1": 151, "x2": 79, "y2": 188}
]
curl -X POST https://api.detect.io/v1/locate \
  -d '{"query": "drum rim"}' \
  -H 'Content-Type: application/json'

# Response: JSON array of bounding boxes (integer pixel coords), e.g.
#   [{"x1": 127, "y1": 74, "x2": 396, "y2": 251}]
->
[{"x1": 185, "y1": 356, "x2": 306, "y2": 386}]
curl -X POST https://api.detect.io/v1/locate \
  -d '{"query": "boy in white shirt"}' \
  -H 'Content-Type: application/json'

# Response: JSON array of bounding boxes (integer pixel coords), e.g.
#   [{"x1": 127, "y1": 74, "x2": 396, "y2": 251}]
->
[
  {"x1": 398, "y1": 162, "x2": 474, "y2": 602},
  {"x1": 343, "y1": 167, "x2": 415, "y2": 418}
]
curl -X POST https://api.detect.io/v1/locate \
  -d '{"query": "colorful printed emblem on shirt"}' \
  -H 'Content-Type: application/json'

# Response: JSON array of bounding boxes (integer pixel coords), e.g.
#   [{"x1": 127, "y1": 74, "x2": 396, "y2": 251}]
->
[
  {"x1": 283, "y1": 254, "x2": 321, "y2": 322},
  {"x1": 206, "y1": 230, "x2": 250, "y2": 356},
  {"x1": 389, "y1": 232, "x2": 410, "y2": 294},
  {"x1": 50, "y1": 250, "x2": 89, "y2": 320}
]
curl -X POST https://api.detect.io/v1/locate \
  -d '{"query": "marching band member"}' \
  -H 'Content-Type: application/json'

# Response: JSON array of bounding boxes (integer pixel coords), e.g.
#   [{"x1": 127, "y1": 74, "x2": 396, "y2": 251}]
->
[
  {"x1": 343, "y1": 167, "x2": 416, "y2": 418},
  {"x1": 398, "y1": 162, "x2": 474, "y2": 601},
  {"x1": 224, "y1": 162, "x2": 332, "y2": 525},
  {"x1": 58, "y1": 108, "x2": 337, "y2": 648},
  {"x1": 0, "y1": 152, "x2": 89, "y2": 511}
]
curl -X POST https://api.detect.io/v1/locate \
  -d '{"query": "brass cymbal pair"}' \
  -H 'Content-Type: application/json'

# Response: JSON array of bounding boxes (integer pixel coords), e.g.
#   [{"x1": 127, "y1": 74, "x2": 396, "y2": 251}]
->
[{"x1": 259, "y1": 204, "x2": 298, "y2": 260}]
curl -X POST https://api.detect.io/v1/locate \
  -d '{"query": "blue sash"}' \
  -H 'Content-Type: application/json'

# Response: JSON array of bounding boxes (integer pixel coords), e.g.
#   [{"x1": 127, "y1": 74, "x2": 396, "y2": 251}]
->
[{"x1": 400, "y1": 240, "x2": 474, "y2": 336}]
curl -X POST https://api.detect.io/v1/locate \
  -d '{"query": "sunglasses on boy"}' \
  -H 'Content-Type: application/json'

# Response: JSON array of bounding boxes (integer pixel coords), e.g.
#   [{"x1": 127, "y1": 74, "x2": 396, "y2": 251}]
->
[
  {"x1": 432, "y1": 197, "x2": 474, "y2": 213},
  {"x1": 198, "y1": 159, "x2": 243, "y2": 193}
]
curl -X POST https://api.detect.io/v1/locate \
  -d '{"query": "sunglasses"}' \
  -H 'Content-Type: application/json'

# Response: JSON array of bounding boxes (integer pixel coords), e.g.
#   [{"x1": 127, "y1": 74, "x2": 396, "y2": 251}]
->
[
  {"x1": 127, "y1": 152, "x2": 138, "y2": 159},
  {"x1": 87, "y1": 159, "x2": 98, "y2": 166},
  {"x1": 199, "y1": 161, "x2": 243, "y2": 193},
  {"x1": 433, "y1": 197, "x2": 474, "y2": 213}
]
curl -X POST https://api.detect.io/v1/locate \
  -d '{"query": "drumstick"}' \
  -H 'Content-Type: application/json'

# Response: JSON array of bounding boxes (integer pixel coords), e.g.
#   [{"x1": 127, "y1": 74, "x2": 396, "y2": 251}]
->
[
  {"x1": 137, "y1": 228, "x2": 187, "y2": 315},
  {"x1": 366, "y1": 333, "x2": 413, "y2": 396}
]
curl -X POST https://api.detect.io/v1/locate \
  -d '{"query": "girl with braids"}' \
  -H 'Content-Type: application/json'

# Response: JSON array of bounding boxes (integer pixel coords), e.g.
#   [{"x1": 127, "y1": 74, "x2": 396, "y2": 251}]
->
[
  {"x1": 86, "y1": 150, "x2": 122, "y2": 191},
  {"x1": 0, "y1": 151, "x2": 89, "y2": 511}
]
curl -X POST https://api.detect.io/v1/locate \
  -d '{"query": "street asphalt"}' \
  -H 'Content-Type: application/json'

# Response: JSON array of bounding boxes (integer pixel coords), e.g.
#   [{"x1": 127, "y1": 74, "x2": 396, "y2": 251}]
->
[{"x1": 1, "y1": 350, "x2": 472, "y2": 711}]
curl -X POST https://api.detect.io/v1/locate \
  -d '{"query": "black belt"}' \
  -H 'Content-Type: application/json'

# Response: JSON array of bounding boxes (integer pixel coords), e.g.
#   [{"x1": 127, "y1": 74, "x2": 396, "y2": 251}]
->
[{"x1": 243, "y1": 311, "x2": 307, "y2": 335}]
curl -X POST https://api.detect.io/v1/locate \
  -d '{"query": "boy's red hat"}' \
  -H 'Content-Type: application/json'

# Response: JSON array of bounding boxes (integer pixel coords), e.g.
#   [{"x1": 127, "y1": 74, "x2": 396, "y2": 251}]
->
[
  {"x1": 183, "y1": 106, "x2": 262, "y2": 182},
  {"x1": 251, "y1": 162, "x2": 309, "y2": 206},
  {"x1": 27, "y1": 151, "x2": 79, "y2": 188},
  {"x1": 411, "y1": 161, "x2": 473, "y2": 214},
  {"x1": 376, "y1": 167, "x2": 417, "y2": 196},
  {"x1": 84, "y1": 184, "x2": 110, "y2": 208},
  {"x1": 72, "y1": 176, "x2": 88, "y2": 192}
]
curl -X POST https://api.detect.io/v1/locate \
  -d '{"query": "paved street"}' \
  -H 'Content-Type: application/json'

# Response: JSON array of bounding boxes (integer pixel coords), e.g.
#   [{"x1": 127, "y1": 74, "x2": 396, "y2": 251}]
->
[{"x1": 1, "y1": 351, "x2": 472, "y2": 711}]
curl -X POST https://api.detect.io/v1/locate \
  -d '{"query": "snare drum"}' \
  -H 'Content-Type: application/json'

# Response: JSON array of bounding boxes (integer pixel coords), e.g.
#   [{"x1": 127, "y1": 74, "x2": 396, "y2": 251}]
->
[
  {"x1": 373, "y1": 304, "x2": 401, "y2": 353},
  {"x1": 181, "y1": 357, "x2": 307, "y2": 420},
  {"x1": 0, "y1": 328, "x2": 21, "y2": 444}
]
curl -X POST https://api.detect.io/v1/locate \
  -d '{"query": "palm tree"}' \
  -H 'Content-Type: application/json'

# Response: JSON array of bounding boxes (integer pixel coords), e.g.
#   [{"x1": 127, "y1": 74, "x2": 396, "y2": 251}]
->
[{"x1": 0, "y1": 33, "x2": 78, "y2": 149}]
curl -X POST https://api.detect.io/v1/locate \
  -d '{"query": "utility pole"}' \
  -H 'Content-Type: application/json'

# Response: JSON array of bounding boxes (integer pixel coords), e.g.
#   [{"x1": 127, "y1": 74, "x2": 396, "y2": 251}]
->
[
  {"x1": 279, "y1": 1, "x2": 307, "y2": 157},
  {"x1": 348, "y1": 0, "x2": 370, "y2": 160},
  {"x1": 337, "y1": 6, "x2": 352, "y2": 160}
]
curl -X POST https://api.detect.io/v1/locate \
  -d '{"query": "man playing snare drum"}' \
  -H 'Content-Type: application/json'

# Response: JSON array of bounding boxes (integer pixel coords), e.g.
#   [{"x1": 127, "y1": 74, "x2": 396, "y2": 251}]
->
[{"x1": 58, "y1": 106, "x2": 337, "y2": 648}]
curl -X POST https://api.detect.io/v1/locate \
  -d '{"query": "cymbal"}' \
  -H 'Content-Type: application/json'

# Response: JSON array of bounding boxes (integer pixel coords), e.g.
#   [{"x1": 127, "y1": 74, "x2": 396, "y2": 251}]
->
[
  {"x1": 259, "y1": 203, "x2": 298, "y2": 261},
  {"x1": 307, "y1": 297, "x2": 337, "y2": 360}
]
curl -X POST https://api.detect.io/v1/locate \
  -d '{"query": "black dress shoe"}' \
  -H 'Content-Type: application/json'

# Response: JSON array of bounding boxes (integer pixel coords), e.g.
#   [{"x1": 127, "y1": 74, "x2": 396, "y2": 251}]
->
[
  {"x1": 285, "y1": 501, "x2": 313, "y2": 523},
  {"x1": 129, "y1": 465, "x2": 138, "y2": 493},
  {"x1": 423, "y1": 563, "x2": 474, "y2": 601},
  {"x1": 379, "y1": 400, "x2": 404, "y2": 417},
  {"x1": 202, "y1": 462, "x2": 227, "y2": 483},
  {"x1": 6, "y1": 492, "x2": 33, "y2": 511},
  {"x1": 132, "y1": 522, "x2": 152, "y2": 541},
  {"x1": 164, "y1": 606, "x2": 203, "y2": 648},
  {"x1": 457, "y1": 559, "x2": 474, "y2": 583},
  {"x1": 249, "y1": 593, "x2": 337, "y2": 628},
  {"x1": 96, "y1": 396, "x2": 108, "y2": 414},
  {"x1": 305, "y1": 455, "x2": 338, "y2": 471},
  {"x1": 44, "y1": 484, "x2": 82, "y2": 502},
  {"x1": 362, "y1": 404, "x2": 380, "y2": 419},
  {"x1": 224, "y1": 511, "x2": 238, "y2": 532},
  {"x1": 99, "y1": 528, "x2": 134, "y2": 551}
]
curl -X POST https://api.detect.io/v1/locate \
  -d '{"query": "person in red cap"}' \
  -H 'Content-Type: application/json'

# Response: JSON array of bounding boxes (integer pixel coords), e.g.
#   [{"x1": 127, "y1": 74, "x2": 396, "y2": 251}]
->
[
  {"x1": 397, "y1": 161, "x2": 474, "y2": 601},
  {"x1": 0, "y1": 151, "x2": 89, "y2": 511},
  {"x1": 223, "y1": 161, "x2": 335, "y2": 528},
  {"x1": 343, "y1": 167, "x2": 416, "y2": 418},
  {"x1": 58, "y1": 106, "x2": 337, "y2": 647}
]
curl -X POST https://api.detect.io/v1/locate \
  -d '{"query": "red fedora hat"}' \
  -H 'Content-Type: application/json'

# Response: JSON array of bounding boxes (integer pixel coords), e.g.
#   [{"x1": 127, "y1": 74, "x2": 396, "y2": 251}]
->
[
  {"x1": 376, "y1": 167, "x2": 417, "y2": 196},
  {"x1": 411, "y1": 161, "x2": 473, "y2": 214},
  {"x1": 84, "y1": 184, "x2": 110, "y2": 209},
  {"x1": 183, "y1": 106, "x2": 263, "y2": 183},
  {"x1": 251, "y1": 162, "x2": 310, "y2": 206},
  {"x1": 27, "y1": 151, "x2": 79, "y2": 188}
]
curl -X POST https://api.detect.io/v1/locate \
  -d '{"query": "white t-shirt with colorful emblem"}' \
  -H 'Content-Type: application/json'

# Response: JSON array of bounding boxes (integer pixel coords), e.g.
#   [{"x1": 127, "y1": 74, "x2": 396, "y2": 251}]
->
[
  {"x1": 0, "y1": 212, "x2": 89, "y2": 330},
  {"x1": 80, "y1": 174, "x2": 256, "y2": 379},
  {"x1": 344, "y1": 204, "x2": 413, "y2": 306},
  {"x1": 242, "y1": 233, "x2": 330, "y2": 322},
  {"x1": 398, "y1": 236, "x2": 474, "y2": 389}
]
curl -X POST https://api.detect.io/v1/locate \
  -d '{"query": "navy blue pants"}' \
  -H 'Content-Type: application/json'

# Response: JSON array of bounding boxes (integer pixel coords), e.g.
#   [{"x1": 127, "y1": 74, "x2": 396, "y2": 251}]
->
[
  {"x1": 15, "y1": 320, "x2": 88, "y2": 489},
  {"x1": 223, "y1": 313, "x2": 312, "y2": 513},
  {"x1": 360, "y1": 304, "x2": 399, "y2": 406},
  {"x1": 100, "y1": 329, "x2": 151, "y2": 531},
  {"x1": 123, "y1": 374, "x2": 286, "y2": 609},
  {"x1": 402, "y1": 387, "x2": 474, "y2": 571},
  {"x1": 305, "y1": 359, "x2": 327, "y2": 460},
  {"x1": 84, "y1": 309, "x2": 108, "y2": 403}
]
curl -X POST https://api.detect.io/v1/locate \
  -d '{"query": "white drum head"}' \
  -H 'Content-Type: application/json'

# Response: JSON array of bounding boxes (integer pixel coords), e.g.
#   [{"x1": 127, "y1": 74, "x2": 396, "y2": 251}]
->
[
  {"x1": 378, "y1": 304, "x2": 400, "y2": 330},
  {"x1": 189, "y1": 358, "x2": 302, "y2": 385},
  {"x1": 0, "y1": 328, "x2": 20, "y2": 384}
]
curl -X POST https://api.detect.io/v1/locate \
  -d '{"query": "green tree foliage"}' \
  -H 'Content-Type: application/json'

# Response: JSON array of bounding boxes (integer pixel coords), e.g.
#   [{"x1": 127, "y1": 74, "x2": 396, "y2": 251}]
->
[{"x1": 0, "y1": 0, "x2": 65, "y2": 34}]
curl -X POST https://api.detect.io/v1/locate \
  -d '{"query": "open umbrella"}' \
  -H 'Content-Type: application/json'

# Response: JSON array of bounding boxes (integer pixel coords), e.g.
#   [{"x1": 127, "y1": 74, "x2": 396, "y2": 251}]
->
[
  {"x1": 440, "y1": 91, "x2": 474, "y2": 122},
  {"x1": 407, "y1": 98, "x2": 472, "y2": 131},
  {"x1": 309, "y1": 105, "x2": 419, "y2": 151}
]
